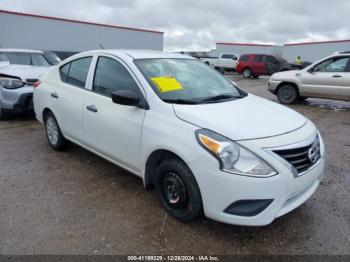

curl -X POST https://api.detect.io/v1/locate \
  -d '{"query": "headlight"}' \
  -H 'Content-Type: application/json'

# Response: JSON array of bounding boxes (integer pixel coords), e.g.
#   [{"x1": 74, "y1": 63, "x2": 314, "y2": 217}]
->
[
  {"x1": 196, "y1": 129, "x2": 277, "y2": 177},
  {"x1": 0, "y1": 77, "x2": 24, "y2": 89}
]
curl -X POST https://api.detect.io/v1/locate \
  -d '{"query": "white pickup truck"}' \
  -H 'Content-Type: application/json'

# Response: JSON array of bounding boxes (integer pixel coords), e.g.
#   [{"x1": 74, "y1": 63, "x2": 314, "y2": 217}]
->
[{"x1": 200, "y1": 53, "x2": 238, "y2": 73}]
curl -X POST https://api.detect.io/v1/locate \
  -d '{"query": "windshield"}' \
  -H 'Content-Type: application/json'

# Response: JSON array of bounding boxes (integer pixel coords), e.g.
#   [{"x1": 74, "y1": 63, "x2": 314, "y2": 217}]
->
[
  {"x1": 135, "y1": 58, "x2": 245, "y2": 104},
  {"x1": 0, "y1": 52, "x2": 51, "y2": 66}
]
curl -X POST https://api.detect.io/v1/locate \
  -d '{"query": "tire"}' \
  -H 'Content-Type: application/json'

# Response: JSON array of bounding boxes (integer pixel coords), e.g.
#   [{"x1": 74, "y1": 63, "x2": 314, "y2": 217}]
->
[
  {"x1": 0, "y1": 107, "x2": 9, "y2": 121},
  {"x1": 242, "y1": 68, "x2": 252, "y2": 78},
  {"x1": 156, "y1": 158, "x2": 203, "y2": 222},
  {"x1": 277, "y1": 84, "x2": 299, "y2": 104},
  {"x1": 44, "y1": 111, "x2": 69, "y2": 150}
]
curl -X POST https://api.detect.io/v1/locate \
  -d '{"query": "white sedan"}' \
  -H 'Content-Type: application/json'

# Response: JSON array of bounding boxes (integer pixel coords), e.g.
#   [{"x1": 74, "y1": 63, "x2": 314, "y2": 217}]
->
[{"x1": 34, "y1": 50, "x2": 325, "y2": 226}]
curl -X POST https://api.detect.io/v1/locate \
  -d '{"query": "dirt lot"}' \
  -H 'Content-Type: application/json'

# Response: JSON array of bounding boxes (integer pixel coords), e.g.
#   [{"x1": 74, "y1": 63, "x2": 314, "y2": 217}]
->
[{"x1": 0, "y1": 76, "x2": 349, "y2": 255}]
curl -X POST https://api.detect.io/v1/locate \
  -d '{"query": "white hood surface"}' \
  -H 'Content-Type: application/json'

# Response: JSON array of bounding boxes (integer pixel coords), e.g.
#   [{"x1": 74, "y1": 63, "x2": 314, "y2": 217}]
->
[
  {"x1": 173, "y1": 94, "x2": 307, "y2": 140},
  {"x1": 0, "y1": 65, "x2": 51, "y2": 81}
]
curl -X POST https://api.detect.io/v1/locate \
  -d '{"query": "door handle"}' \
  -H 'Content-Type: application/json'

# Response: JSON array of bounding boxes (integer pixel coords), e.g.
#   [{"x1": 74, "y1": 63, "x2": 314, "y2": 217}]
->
[
  {"x1": 332, "y1": 75, "x2": 342, "y2": 78},
  {"x1": 86, "y1": 105, "x2": 98, "y2": 113},
  {"x1": 51, "y1": 92, "x2": 59, "y2": 99}
]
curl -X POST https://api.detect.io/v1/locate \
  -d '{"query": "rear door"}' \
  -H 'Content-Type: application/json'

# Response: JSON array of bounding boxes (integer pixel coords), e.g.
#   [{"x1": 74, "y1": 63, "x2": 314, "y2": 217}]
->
[
  {"x1": 53, "y1": 56, "x2": 93, "y2": 142},
  {"x1": 339, "y1": 58, "x2": 350, "y2": 99},
  {"x1": 264, "y1": 55, "x2": 279, "y2": 75},
  {"x1": 251, "y1": 55, "x2": 266, "y2": 75},
  {"x1": 299, "y1": 56, "x2": 350, "y2": 99},
  {"x1": 83, "y1": 55, "x2": 146, "y2": 172}
]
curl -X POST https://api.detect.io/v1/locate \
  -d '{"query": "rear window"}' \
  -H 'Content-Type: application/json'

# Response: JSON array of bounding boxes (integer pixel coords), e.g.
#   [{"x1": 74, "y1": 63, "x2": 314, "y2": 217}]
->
[
  {"x1": 59, "y1": 57, "x2": 92, "y2": 88},
  {"x1": 239, "y1": 55, "x2": 249, "y2": 62},
  {"x1": 0, "y1": 52, "x2": 50, "y2": 66}
]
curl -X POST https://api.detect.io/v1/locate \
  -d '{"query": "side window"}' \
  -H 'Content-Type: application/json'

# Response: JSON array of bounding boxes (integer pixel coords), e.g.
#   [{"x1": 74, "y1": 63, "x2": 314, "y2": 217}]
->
[
  {"x1": 254, "y1": 55, "x2": 263, "y2": 62},
  {"x1": 265, "y1": 56, "x2": 277, "y2": 63},
  {"x1": 314, "y1": 57, "x2": 350, "y2": 73},
  {"x1": 222, "y1": 54, "x2": 235, "y2": 59},
  {"x1": 92, "y1": 56, "x2": 139, "y2": 97},
  {"x1": 59, "y1": 57, "x2": 92, "y2": 87}
]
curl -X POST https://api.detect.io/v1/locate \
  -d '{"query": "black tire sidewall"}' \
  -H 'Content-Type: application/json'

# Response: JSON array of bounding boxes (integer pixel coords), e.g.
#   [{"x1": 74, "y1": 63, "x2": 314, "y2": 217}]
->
[
  {"x1": 277, "y1": 85, "x2": 299, "y2": 104},
  {"x1": 156, "y1": 158, "x2": 202, "y2": 222},
  {"x1": 44, "y1": 112, "x2": 67, "y2": 150}
]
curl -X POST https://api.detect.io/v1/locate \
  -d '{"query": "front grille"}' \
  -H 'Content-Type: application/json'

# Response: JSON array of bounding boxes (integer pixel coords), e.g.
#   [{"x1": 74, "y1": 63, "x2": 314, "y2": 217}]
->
[
  {"x1": 26, "y1": 78, "x2": 39, "y2": 85},
  {"x1": 274, "y1": 136, "x2": 321, "y2": 174}
]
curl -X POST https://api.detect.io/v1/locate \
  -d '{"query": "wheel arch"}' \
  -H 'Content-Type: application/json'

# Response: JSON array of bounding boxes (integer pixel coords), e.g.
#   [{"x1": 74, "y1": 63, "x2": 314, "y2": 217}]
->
[
  {"x1": 276, "y1": 81, "x2": 300, "y2": 95},
  {"x1": 144, "y1": 149, "x2": 191, "y2": 190}
]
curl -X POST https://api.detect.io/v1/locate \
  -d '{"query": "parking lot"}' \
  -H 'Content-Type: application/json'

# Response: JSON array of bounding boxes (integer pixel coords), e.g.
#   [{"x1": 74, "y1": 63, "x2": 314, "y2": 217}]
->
[{"x1": 0, "y1": 76, "x2": 349, "y2": 255}]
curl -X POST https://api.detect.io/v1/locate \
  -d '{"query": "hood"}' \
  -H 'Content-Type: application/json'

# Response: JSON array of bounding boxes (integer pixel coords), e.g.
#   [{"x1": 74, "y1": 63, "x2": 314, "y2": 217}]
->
[
  {"x1": 0, "y1": 65, "x2": 52, "y2": 81},
  {"x1": 272, "y1": 70, "x2": 300, "y2": 79},
  {"x1": 173, "y1": 94, "x2": 307, "y2": 140}
]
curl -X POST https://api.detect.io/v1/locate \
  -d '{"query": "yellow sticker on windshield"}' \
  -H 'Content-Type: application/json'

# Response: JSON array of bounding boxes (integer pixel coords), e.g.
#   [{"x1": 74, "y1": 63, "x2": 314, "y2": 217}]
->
[{"x1": 151, "y1": 76, "x2": 183, "y2": 93}]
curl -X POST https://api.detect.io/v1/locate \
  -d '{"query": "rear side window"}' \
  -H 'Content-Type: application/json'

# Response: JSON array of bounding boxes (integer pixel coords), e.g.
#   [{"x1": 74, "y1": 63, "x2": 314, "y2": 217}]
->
[
  {"x1": 59, "y1": 57, "x2": 92, "y2": 88},
  {"x1": 265, "y1": 56, "x2": 277, "y2": 63},
  {"x1": 239, "y1": 55, "x2": 249, "y2": 62},
  {"x1": 92, "y1": 56, "x2": 139, "y2": 97},
  {"x1": 254, "y1": 55, "x2": 264, "y2": 62}
]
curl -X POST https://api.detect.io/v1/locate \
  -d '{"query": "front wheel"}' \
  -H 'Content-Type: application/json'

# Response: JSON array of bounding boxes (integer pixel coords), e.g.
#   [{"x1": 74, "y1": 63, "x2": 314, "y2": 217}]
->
[
  {"x1": 156, "y1": 158, "x2": 203, "y2": 222},
  {"x1": 242, "y1": 68, "x2": 252, "y2": 78},
  {"x1": 45, "y1": 111, "x2": 69, "y2": 150},
  {"x1": 277, "y1": 85, "x2": 299, "y2": 104}
]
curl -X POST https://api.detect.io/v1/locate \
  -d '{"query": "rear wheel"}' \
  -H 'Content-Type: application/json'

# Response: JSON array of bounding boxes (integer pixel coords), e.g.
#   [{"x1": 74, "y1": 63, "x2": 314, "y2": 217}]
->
[
  {"x1": 277, "y1": 84, "x2": 299, "y2": 104},
  {"x1": 44, "y1": 111, "x2": 69, "y2": 150},
  {"x1": 156, "y1": 158, "x2": 202, "y2": 222},
  {"x1": 242, "y1": 68, "x2": 252, "y2": 78}
]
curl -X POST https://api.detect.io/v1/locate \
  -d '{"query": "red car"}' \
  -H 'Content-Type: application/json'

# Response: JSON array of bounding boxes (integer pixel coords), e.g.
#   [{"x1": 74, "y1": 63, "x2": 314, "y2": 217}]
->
[{"x1": 236, "y1": 54, "x2": 292, "y2": 78}]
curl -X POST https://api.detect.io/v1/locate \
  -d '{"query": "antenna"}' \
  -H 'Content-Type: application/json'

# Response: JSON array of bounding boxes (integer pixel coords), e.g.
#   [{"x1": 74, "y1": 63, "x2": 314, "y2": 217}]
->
[{"x1": 99, "y1": 44, "x2": 105, "y2": 49}]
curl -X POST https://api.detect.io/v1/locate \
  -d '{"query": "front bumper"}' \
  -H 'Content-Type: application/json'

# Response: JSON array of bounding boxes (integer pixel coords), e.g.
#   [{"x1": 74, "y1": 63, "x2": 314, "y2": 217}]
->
[
  {"x1": 0, "y1": 85, "x2": 34, "y2": 113},
  {"x1": 267, "y1": 79, "x2": 282, "y2": 94},
  {"x1": 189, "y1": 122, "x2": 325, "y2": 226}
]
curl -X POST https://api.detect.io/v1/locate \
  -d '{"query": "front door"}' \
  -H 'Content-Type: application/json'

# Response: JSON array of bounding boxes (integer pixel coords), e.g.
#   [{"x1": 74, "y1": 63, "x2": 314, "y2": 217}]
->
[{"x1": 83, "y1": 56, "x2": 146, "y2": 173}]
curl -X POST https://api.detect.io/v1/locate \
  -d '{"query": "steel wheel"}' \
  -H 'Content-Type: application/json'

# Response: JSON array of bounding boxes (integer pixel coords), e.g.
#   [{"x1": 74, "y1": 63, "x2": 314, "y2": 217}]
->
[{"x1": 160, "y1": 172, "x2": 188, "y2": 210}]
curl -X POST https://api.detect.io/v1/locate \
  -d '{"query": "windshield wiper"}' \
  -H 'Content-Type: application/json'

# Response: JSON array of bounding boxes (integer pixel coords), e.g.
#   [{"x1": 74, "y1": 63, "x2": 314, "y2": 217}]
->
[
  {"x1": 199, "y1": 94, "x2": 242, "y2": 103},
  {"x1": 163, "y1": 99, "x2": 199, "y2": 105}
]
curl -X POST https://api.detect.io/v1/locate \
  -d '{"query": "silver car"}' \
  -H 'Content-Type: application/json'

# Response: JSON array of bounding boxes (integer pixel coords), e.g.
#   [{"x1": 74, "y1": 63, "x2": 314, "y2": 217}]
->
[
  {"x1": 268, "y1": 52, "x2": 350, "y2": 104},
  {"x1": 0, "y1": 49, "x2": 51, "y2": 120}
]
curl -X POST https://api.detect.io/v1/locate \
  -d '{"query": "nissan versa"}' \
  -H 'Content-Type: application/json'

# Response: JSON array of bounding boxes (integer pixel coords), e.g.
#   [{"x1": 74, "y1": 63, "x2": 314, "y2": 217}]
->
[{"x1": 34, "y1": 50, "x2": 325, "y2": 226}]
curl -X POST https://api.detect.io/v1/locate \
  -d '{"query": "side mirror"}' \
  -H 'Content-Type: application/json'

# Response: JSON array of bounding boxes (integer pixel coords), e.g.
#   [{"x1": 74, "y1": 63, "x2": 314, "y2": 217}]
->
[
  {"x1": 111, "y1": 89, "x2": 147, "y2": 109},
  {"x1": 233, "y1": 57, "x2": 238, "y2": 61}
]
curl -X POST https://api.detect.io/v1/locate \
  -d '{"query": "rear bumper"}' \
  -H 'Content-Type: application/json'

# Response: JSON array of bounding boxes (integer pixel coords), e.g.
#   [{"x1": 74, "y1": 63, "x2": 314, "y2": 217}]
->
[{"x1": 0, "y1": 85, "x2": 34, "y2": 113}]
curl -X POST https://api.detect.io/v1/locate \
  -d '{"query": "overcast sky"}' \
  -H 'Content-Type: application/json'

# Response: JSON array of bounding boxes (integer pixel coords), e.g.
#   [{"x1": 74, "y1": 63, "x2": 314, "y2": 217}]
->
[{"x1": 0, "y1": 0, "x2": 349, "y2": 51}]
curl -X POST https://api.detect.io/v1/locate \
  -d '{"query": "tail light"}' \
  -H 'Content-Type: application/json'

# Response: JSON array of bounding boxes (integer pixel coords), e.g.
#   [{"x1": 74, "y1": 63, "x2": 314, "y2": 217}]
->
[{"x1": 33, "y1": 80, "x2": 41, "y2": 88}]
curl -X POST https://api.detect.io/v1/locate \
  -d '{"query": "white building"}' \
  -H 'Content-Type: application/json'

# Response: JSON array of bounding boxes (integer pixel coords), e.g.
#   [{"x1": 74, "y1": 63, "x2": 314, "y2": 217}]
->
[
  {"x1": 213, "y1": 42, "x2": 283, "y2": 57},
  {"x1": 283, "y1": 40, "x2": 350, "y2": 63},
  {"x1": 0, "y1": 9, "x2": 164, "y2": 52}
]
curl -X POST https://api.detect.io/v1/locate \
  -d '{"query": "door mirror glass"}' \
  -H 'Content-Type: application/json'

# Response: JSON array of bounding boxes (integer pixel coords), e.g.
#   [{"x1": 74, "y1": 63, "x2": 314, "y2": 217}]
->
[{"x1": 111, "y1": 89, "x2": 140, "y2": 107}]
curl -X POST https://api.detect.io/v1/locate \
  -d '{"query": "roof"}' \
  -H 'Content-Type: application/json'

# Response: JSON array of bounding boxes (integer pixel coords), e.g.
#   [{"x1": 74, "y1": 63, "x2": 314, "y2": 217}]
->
[
  {"x1": 285, "y1": 39, "x2": 350, "y2": 46},
  {"x1": 0, "y1": 9, "x2": 164, "y2": 35},
  {"x1": 216, "y1": 42, "x2": 280, "y2": 47},
  {"x1": 73, "y1": 49, "x2": 194, "y2": 59},
  {"x1": 0, "y1": 48, "x2": 43, "y2": 53}
]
